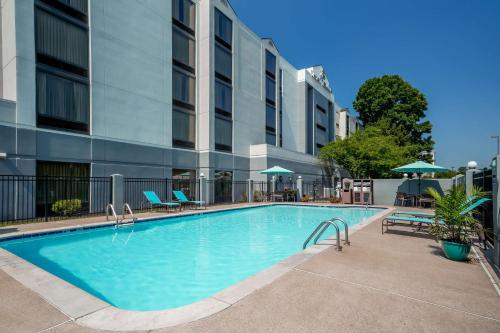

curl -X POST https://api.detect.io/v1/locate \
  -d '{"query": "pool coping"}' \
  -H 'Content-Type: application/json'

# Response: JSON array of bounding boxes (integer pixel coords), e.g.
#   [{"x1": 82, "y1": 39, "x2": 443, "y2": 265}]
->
[{"x1": 0, "y1": 204, "x2": 392, "y2": 331}]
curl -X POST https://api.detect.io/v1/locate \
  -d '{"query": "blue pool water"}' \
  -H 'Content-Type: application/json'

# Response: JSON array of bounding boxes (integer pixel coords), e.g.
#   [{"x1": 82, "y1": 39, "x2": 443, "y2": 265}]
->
[{"x1": 0, "y1": 205, "x2": 382, "y2": 311}]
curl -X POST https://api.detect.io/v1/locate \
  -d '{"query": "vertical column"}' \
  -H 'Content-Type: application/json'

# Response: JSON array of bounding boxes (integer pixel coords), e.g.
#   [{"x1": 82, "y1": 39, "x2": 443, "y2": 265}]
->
[
  {"x1": 297, "y1": 176, "x2": 303, "y2": 201},
  {"x1": 247, "y1": 179, "x2": 254, "y2": 203},
  {"x1": 465, "y1": 168, "x2": 475, "y2": 198},
  {"x1": 493, "y1": 156, "x2": 500, "y2": 266},
  {"x1": 111, "y1": 174, "x2": 124, "y2": 215},
  {"x1": 199, "y1": 173, "x2": 207, "y2": 204},
  {"x1": 271, "y1": 176, "x2": 276, "y2": 194}
]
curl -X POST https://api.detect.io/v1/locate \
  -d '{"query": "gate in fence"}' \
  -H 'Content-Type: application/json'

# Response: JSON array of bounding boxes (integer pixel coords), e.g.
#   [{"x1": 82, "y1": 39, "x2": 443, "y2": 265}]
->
[{"x1": 473, "y1": 169, "x2": 493, "y2": 241}]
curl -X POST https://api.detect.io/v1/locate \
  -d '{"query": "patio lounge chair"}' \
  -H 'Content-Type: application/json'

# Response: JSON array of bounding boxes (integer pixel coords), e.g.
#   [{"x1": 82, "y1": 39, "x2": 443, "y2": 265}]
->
[
  {"x1": 143, "y1": 191, "x2": 180, "y2": 211},
  {"x1": 173, "y1": 190, "x2": 206, "y2": 209},
  {"x1": 382, "y1": 197, "x2": 491, "y2": 234},
  {"x1": 393, "y1": 210, "x2": 435, "y2": 217}
]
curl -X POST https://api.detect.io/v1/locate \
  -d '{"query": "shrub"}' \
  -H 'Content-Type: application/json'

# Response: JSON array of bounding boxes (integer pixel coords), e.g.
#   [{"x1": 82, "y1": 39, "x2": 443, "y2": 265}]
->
[
  {"x1": 51, "y1": 199, "x2": 82, "y2": 216},
  {"x1": 240, "y1": 191, "x2": 248, "y2": 203},
  {"x1": 302, "y1": 194, "x2": 311, "y2": 202},
  {"x1": 329, "y1": 196, "x2": 342, "y2": 204},
  {"x1": 427, "y1": 186, "x2": 485, "y2": 244}
]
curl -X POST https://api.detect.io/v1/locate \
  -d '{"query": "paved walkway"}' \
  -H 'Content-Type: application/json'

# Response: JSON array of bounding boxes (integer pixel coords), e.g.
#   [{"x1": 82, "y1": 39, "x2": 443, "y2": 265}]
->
[{"x1": 1, "y1": 206, "x2": 499, "y2": 332}]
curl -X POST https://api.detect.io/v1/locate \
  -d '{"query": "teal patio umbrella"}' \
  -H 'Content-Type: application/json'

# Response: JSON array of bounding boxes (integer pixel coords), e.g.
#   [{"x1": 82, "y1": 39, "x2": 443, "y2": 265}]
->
[
  {"x1": 259, "y1": 166, "x2": 294, "y2": 194},
  {"x1": 259, "y1": 166, "x2": 294, "y2": 175},
  {"x1": 392, "y1": 161, "x2": 448, "y2": 194}
]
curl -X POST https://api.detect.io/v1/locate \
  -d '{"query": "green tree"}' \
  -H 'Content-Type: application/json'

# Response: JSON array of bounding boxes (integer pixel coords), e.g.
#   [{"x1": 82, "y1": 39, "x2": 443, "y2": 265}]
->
[
  {"x1": 353, "y1": 75, "x2": 433, "y2": 152},
  {"x1": 319, "y1": 125, "x2": 418, "y2": 178}
]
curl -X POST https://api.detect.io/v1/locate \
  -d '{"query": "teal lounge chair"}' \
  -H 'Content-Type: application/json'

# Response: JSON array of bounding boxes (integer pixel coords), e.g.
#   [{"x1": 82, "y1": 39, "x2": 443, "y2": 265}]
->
[
  {"x1": 394, "y1": 210, "x2": 435, "y2": 217},
  {"x1": 143, "y1": 191, "x2": 180, "y2": 211},
  {"x1": 383, "y1": 197, "x2": 490, "y2": 234},
  {"x1": 173, "y1": 190, "x2": 206, "y2": 209}
]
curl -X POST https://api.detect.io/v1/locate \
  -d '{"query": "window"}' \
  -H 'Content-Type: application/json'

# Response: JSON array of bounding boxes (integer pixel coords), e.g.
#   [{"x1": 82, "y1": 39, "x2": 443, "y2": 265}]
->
[
  {"x1": 214, "y1": 170, "x2": 232, "y2": 203},
  {"x1": 266, "y1": 105, "x2": 276, "y2": 132},
  {"x1": 35, "y1": 8, "x2": 88, "y2": 71},
  {"x1": 172, "y1": 0, "x2": 195, "y2": 31},
  {"x1": 172, "y1": 0, "x2": 196, "y2": 149},
  {"x1": 36, "y1": 160, "x2": 90, "y2": 217},
  {"x1": 215, "y1": 8, "x2": 232, "y2": 47},
  {"x1": 214, "y1": 7, "x2": 232, "y2": 152},
  {"x1": 266, "y1": 105, "x2": 276, "y2": 145},
  {"x1": 173, "y1": 169, "x2": 196, "y2": 180},
  {"x1": 215, "y1": 44, "x2": 232, "y2": 81},
  {"x1": 266, "y1": 133, "x2": 276, "y2": 146},
  {"x1": 172, "y1": 70, "x2": 195, "y2": 107},
  {"x1": 265, "y1": 77, "x2": 276, "y2": 105},
  {"x1": 279, "y1": 68, "x2": 283, "y2": 147},
  {"x1": 36, "y1": 71, "x2": 89, "y2": 130},
  {"x1": 265, "y1": 50, "x2": 276, "y2": 78},
  {"x1": 172, "y1": 28, "x2": 195, "y2": 70},
  {"x1": 316, "y1": 124, "x2": 326, "y2": 132},
  {"x1": 214, "y1": 117, "x2": 232, "y2": 152},
  {"x1": 215, "y1": 80, "x2": 232, "y2": 116},
  {"x1": 172, "y1": 109, "x2": 195, "y2": 148},
  {"x1": 316, "y1": 104, "x2": 326, "y2": 113},
  {"x1": 346, "y1": 115, "x2": 350, "y2": 136},
  {"x1": 35, "y1": 1, "x2": 89, "y2": 133}
]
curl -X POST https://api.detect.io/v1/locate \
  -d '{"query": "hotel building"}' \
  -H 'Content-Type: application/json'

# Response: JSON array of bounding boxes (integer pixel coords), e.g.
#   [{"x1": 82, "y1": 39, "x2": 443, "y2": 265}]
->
[{"x1": 0, "y1": 0, "x2": 359, "y2": 183}]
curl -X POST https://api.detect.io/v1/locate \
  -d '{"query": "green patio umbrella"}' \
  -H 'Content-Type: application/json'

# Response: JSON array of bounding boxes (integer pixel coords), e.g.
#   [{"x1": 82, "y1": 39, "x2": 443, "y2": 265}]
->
[
  {"x1": 259, "y1": 166, "x2": 294, "y2": 175},
  {"x1": 392, "y1": 161, "x2": 448, "y2": 194}
]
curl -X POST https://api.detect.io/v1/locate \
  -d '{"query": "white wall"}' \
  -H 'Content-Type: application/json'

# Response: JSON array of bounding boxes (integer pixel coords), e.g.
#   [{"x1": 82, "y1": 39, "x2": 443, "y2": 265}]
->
[
  {"x1": 91, "y1": 0, "x2": 172, "y2": 148},
  {"x1": 2, "y1": 0, "x2": 36, "y2": 127},
  {"x1": 233, "y1": 16, "x2": 265, "y2": 156},
  {"x1": 280, "y1": 59, "x2": 300, "y2": 152}
]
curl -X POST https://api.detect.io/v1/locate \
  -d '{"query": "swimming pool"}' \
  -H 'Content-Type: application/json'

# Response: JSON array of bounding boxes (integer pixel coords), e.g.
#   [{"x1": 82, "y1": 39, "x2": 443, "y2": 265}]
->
[{"x1": 0, "y1": 205, "x2": 383, "y2": 311}]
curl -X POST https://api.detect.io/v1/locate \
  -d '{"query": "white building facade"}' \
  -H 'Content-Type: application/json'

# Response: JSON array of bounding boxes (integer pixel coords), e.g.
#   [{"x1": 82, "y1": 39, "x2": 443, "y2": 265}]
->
[{"x1": 0, "y1": 0, "x2": 359, "y2": 182}]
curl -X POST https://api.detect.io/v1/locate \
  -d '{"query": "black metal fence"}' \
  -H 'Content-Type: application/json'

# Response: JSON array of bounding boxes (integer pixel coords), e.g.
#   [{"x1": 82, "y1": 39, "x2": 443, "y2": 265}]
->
[
  {"x1": 0, "y1": 175, "x2": 111, "y2": 224},
  {"x1": 302, "y1": 181, "x2": 335, "y2": 202},
  {"x1": 473, "y1": 169, "x2": 493, "y2": 239},
  {"x1": 124, "y1": 178, "x2": 200, "y2": 211}
]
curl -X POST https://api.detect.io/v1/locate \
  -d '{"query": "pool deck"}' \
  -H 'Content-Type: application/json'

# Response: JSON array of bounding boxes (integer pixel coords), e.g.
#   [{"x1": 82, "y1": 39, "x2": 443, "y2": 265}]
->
[{"x1": 1, "y1": 203, "x2": 499, "y2": 332}]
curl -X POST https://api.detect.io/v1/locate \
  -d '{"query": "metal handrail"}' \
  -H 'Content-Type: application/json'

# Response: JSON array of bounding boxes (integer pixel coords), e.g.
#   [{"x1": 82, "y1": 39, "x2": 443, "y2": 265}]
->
[
  {"x1": 303, "y1": 220, "x2": 342, "y2": 251},
  {"x1": 106, "y1": 204, "x2": 118, "y2": 223},
  {"x1": 122, "y1": 203, "x2": 135, "y2": 221},
  {"x1": 117, "y1": 203, "x2": 136, "y2": 226},
  {"x1": 331, "y1": 217, "x2": 350, "y2": 246},
  {"x1": 303, "y1": 217, "x2": 350, "y2": 251}
]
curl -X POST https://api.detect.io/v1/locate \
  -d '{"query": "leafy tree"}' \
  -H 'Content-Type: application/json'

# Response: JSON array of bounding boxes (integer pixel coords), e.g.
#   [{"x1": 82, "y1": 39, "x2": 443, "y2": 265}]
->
[
  {"x1": 319, "y1": 125, "x2": 418, "y2": 178},
  {"x1": 353, "y1": 75, "x2": 433, "y2": 152}
]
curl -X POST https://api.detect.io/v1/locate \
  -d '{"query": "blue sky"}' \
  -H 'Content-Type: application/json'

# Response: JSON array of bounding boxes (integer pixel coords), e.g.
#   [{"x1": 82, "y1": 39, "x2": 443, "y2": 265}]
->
[{"x1": 230, "y1": 0, "x2": 500, "y2": 169}]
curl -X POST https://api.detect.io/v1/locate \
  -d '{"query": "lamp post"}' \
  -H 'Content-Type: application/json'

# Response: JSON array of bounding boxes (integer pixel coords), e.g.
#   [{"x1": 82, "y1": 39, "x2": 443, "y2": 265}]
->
[{"x1": 491, "y1": 135, "x2": 500, "y2": 155}]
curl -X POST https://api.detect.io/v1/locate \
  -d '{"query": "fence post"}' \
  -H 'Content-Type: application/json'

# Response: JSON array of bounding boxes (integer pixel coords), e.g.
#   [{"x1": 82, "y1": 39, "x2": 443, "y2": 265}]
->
[
  {"x1": 465, "y1": 168, "x2": 475, "y2": 198},
  {"x1": 297, "y1": 176, "x2": 303, "y2": 201},
  {"x1": 492, "y1": 155, "x2": 500, "y2": 267},
  {"x1": 44, "y1": 177, "x2": 48, "y2": 222},
  {"x1": 199, "y1": 173, "x2": 207, "y2": 204},
  {"x1": 111, "y1": 174, "x2": 124, "y2": 215},
  {"x1": 247, "y1": 179, "x2": 253, "y2": 203}
]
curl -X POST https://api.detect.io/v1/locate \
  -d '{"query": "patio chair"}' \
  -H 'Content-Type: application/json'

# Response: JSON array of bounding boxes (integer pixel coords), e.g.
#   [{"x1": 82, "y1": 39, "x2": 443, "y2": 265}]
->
[
  {"x1": 143, "y1": 191, "x2": 180, "y2": 212},
  {"x1": 382, "y1": 197, "x2": 491, "y2": 234},
  {"x1": 395, "y1": 192, "x2": 414, "y2": 207},
  {"x1": 173, "y1": 190, "x2": 206, "y2": 209},
  {"x1": 393, "y1": 210, "x2": 435, "y2": 217},
  {"x1": 417, "y1": 194, "x2": 435, "y2": 208}
]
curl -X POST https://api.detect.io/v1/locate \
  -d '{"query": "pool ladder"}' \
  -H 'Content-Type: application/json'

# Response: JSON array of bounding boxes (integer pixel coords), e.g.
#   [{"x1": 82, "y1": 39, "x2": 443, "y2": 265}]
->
[
  {"x1": 106, "y1": 203, "x2": 137, "y2": 227},
  {"x1": 303, "y1": 217, "x2": 350, "y2": 251}
]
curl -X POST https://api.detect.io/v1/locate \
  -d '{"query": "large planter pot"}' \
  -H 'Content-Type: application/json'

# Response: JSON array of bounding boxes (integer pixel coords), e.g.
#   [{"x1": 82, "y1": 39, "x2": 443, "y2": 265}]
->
[{"x1": 441, "y1": 240, "x2": 471, "y2": 261}]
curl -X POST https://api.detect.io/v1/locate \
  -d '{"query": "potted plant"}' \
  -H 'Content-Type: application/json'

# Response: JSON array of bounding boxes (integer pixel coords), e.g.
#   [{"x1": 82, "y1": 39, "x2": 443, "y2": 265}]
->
[{"x1": 426, "y1": 186, "x2": 485, "y2": 261}]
